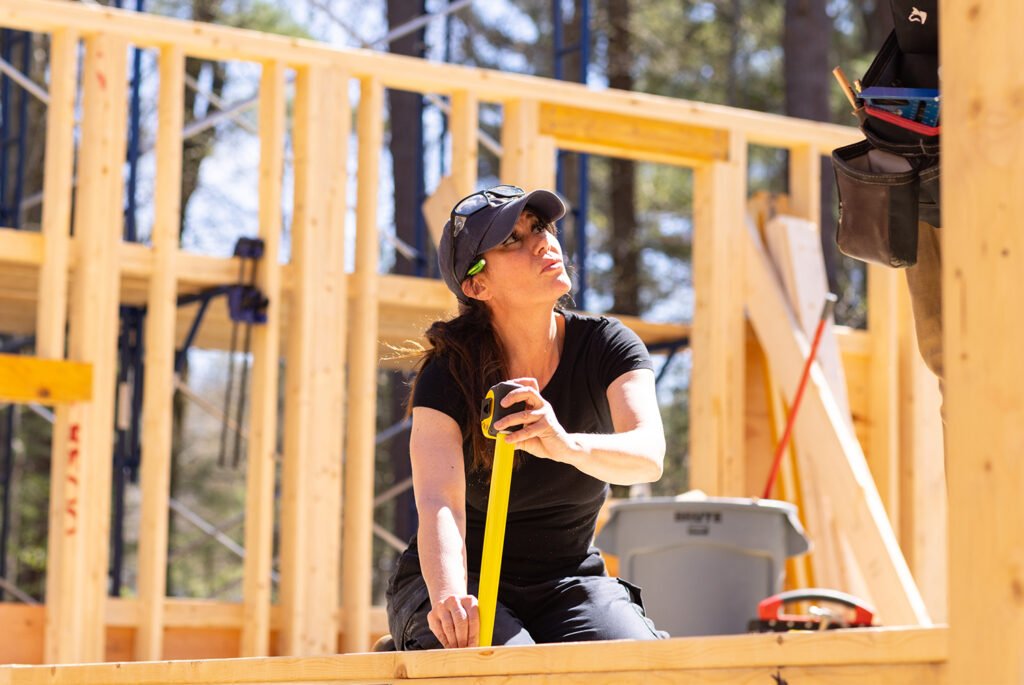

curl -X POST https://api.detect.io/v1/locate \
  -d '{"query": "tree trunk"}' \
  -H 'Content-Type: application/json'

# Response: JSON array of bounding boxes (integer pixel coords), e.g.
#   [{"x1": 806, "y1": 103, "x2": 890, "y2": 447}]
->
[
  {"x1": 784, "y1": 0, "x2": 839, "y2": 293},
  {"x1": 606, "y1": 0, "x2": 640, "y2": 316},
  {"x1": 180, "y1": 0, "x2": 227, "y2": 240},
  {"x1": 385, "y1": 0, "x2": 426, "y2": 544}
]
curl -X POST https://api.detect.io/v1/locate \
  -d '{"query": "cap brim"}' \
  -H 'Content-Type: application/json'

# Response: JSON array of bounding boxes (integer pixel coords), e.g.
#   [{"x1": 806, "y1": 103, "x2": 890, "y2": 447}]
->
[{"x1": 470, "y1": 189, "x2": 567, "y2": 257}]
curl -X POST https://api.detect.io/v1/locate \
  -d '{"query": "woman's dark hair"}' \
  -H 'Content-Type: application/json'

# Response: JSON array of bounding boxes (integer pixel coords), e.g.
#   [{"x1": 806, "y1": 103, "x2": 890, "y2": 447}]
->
[{"x1": 406, "y1": 297, "x2": 507, "y2": 472}]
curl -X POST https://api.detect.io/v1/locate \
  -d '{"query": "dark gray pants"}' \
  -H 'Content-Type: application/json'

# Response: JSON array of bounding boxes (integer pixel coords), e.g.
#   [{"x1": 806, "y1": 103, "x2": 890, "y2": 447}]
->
[{"x1": 385, "y1": 552, "x2": 668, "y2": 649}]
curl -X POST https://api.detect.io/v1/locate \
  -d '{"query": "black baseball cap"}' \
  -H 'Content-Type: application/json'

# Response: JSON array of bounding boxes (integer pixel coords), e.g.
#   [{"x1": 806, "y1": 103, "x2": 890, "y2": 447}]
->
[{"x1": 438, "y1": 188, "x2": 566, "y2": 302}]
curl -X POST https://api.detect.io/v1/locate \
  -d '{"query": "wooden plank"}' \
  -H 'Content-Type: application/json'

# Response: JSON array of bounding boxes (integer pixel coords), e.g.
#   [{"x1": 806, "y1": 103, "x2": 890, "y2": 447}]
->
[
  {"x1": 500, "y1": 98, "x2": 534, "y2": 184},
  {"x1": 42, "y1": 32, "x2": 129, "y2": 664},
  {"x1": 0, "y1": 664, "x2": 946, "y2": 685},
  {"x1": 240, "y1": 59, "x2": 286, "y2": 658},
  {"x1": 528, "y1": 134, "x2": 558, "y2": 194},
  {"x1": 341, "y1": 74, "x2": 384, "y2": 655},
  {"x1": 279, "y1": 64, "x2": 347, "y2": 656},
  {"x1": 0, "y1": 627, "x2": 946, "y2": 682},
  {"x1": 0, "y1": 354, "x2": 91, "y2": 404},
  {"x1": 421, "y1": 176, "x2": 461, "y2": 249},
  {"x1": 539, "y1": 103, "x2": 729, "y2": 164},
  {"x1": 34, "y1": 27, "x2": 77, "y2": 359},
  {"x1": 134, "y1": 43, "x2": 185, "y2": 662},
  {"x1": 787, "y1": 143, "x2": 821, "y2": 229},
  {"x1": 896, "y1": 286, "x2": 946, "y2": 623},
  {"x1": 449, "y1": 90, "x2": 479, "y2": 197},
  {"x1": 942, "y1": 1, "x2": 1024, "y2": 681},
  {"x1": 0, "y1": 603, "x2": 44, "y2": 665},
  {"x1": 0, "y1": 0, "x2": 860, "y2": 152},
  {"x1": 0, "y1": 0, "x2": 336, "y2": 66},
  {"x1": 763, "y1": 215, "x2": 851, "y2": 423},
  {"x1": 689, "y1": 133, "x2": 747, "y2": 495},
  {"x1": 761, "y1": 214, "x2": 851, "y2": 591},
  {"x1": 866, "y1": 265, "x2": 901, "y2": 531},
  {"x1": 742, "y1": 215, "x2": 930, "y2": 627}
]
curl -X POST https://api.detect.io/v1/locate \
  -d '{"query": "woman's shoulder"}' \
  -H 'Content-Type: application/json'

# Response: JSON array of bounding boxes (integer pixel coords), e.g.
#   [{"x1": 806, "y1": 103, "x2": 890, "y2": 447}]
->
[{"x1": 561, "y1": 309, "x2": 631, "y2": 336}]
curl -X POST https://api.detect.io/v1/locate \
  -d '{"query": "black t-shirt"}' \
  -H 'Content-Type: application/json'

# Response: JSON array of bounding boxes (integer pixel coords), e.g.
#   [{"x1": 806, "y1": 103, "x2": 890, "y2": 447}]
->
[{"x1": 408, "y1": 309, "x2": 653, "y2": 582}]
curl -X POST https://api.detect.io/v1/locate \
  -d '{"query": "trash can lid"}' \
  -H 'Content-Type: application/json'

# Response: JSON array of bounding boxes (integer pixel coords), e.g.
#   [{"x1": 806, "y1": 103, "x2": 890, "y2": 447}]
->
[{"x1": 599, "y1": 496, "x2": 811, "y2": 558}]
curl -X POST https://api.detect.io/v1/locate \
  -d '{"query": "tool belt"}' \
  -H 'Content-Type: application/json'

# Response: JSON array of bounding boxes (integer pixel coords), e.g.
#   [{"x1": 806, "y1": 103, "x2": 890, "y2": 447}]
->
[{"x1": 831, "y1": 0, "x2": 939, "y2": 268}]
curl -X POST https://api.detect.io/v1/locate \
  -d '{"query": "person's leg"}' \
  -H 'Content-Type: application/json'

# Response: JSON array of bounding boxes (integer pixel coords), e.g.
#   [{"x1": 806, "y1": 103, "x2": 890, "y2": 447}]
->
[
  {"x1": 905, "y1": 221, "x2": 944, "y2": 384},
  {"x1": 523, "y1": 575, "x2": 669, "y2": 643},
  {"x1": 388, "y1": 569, "x2": 535, "y2": 650},
  {"x1": 398, "y1": 596, "x2": 535, "y2": 650}
]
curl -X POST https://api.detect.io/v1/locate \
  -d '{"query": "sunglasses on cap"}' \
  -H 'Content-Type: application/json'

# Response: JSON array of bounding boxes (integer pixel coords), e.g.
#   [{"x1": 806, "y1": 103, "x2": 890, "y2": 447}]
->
[{"x1": 449, "y1": 184, "x2": 525, "y2": 286}]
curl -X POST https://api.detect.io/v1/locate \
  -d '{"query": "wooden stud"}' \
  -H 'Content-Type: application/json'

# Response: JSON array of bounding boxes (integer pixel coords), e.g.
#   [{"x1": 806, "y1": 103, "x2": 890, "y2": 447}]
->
[
  {"x1": 134, "y1": 43, "x2": 185, "y2": 662},
  {"x1": 499, "y1": 99, "x2": 556, "y2": 190},
  {"x1": 35, "y1": 27, "x2": 77, "y2": 359},
  {"x1": 341, "y1": 75, "x2": 384, "y2": 654},
  {"x1": 943, "y1": 0, "x2": 1024, "y2": 680},
  {"x1": 689, "y1": 133, "x2": 747, "y2": 495},
  {"x1": 279, "y1": 64, "x2": 348, "y2": 656},
  {"x1": 743, "y1": 216, "x2": 929, "y2": 626},
  {"x1": 42, "y1": 32, "x2": 129, "y2": 664},
  {"x1": 500, "y1": 99, "x2": 532, "y2": 184},
  {"x1": 786, "y1": 144, "x2": 821, "y2": 230},
  {"x1": 34, "y1": 30, "x2": 79, "y2": 667},
  {"x1": 449, "y1": 90, "x2": 479, "y2": 197},
  {"x1": 866, "y1": 265, "x2": 900, "y2": 530},
  {"x1": 239, "y1": 59, "x2": 286, "y2": 658},
  {"x1": 896, "y1": 285, "x2": 946, "y2": 623},
  {"x1": 0, "y1": 354, "x2": 91, "y2": 404}
]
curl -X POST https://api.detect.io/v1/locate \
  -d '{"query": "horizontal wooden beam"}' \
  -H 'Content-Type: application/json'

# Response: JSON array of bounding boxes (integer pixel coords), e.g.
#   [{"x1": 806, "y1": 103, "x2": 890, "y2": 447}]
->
[
  {"x1": 0, "y1": 231, "x2": 689, "y2": 354},
  {"x1": 0, "y1": 354, "x2": 92, "y2": 404},
  {"x1": 539, "y1": 103, "x2": 729, "y2": 165},
  {"x1": 0, "y1": 0, "x2": 858, "y2": 152},
  {"x1": 0, "y1": 626, "x2": 946, "y2": 683}
]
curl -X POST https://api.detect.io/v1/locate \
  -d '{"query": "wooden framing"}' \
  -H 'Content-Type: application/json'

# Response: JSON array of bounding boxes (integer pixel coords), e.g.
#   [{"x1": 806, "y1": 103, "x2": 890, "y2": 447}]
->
[
  {"x1": 34, "y1": 27, "x2": 76, "y2": 359},
  {"x1": 689, "y1": 132, "x2": 748, "y2": 495},
  {"x1": 0, "y1": 354, "x2": 91, "y2": 404},
  {"x1": 239, "y1": 59, "x2": 286, "y2": 658},
  {"x1": 743, "y1": 214, "x2": 930, "y2": 627},
  {"x1": 340, "y1": 75, "x2": 384, "y2": 655},
  {"x1": 39, "y1": 32, "x2": 129, "y2": 665},
  {"x1": 278, "y1": 63, "x2": 349, "y2": 656},
  {"x1": 0, "y1": 627, "x2": 946, "y2": 683},
  {"x1": 11, "y1": 0, "x2": 1013, "y2": 679},
  {"x1": 943, "y1": 0, "x2": 1024, "y2": 680},
  {"x1": 134, "y1": 43, "x2": 185, "y2": 662}
]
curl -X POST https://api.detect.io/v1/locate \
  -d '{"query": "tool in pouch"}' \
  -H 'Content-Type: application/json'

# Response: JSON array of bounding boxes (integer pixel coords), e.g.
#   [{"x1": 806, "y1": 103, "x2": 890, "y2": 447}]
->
[{"x1": 477, "y1": 381, "x2": 527, "y2": 647}]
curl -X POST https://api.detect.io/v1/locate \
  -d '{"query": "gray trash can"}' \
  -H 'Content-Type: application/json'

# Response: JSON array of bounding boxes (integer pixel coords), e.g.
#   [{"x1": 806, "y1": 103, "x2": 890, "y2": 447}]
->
[{"x1": 595, "y1": 496, "x2": 810, "y2": 637}]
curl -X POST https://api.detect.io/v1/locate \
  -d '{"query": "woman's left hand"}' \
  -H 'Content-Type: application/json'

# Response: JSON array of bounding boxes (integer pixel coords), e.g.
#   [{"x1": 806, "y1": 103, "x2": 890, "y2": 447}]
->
[{"x1": 493, "y1": 378, "x2": 579, "y2": 463}]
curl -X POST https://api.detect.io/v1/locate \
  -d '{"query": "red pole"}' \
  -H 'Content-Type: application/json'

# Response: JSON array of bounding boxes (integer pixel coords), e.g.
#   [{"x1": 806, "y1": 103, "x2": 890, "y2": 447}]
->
[{"x1": 762, "y1": 293, "x2": 838, "y2": 500}]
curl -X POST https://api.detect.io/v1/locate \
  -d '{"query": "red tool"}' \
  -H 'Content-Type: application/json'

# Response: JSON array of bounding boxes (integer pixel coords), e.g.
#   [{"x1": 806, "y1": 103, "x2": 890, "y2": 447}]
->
[
  {"x1": 750, "y1": 588, "x2": 875, "y2": 632},
  {"x1": 761, "y1": 293, "x2": 838, "y2": 499}
]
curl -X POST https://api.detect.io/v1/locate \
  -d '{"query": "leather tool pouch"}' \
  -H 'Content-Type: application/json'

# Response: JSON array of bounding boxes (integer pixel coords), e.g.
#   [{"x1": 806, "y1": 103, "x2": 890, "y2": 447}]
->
[{"x1": 831, "y1": 0, "x2": 939, "y2": 268}]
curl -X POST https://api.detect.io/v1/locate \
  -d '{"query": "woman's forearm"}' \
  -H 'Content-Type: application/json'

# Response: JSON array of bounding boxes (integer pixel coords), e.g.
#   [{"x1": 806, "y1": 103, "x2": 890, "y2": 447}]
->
[
  {"x1": 416, "y1": 500, "x2": 470, "y2": 604},
  {"x1": 560, "y1": 427, "x2": 665, "y2": 485}
]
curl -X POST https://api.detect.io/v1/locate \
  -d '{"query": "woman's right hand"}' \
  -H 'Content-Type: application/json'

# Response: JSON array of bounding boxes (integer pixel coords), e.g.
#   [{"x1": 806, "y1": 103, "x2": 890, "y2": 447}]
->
[{"x1": 427, "y1": 593, "x2": 480, "y2": 648}]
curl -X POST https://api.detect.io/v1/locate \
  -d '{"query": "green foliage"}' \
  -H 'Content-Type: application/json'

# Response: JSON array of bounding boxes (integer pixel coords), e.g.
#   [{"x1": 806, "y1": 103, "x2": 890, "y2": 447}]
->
[{"x1": 224, "y1": 0, "x2": 313, "y2": 39}]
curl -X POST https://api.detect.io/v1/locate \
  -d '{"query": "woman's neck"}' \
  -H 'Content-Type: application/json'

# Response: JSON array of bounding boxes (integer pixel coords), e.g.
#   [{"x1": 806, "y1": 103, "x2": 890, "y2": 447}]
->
[{"x1": 491, "y1": 305, "x2": 564, "y2": 389}]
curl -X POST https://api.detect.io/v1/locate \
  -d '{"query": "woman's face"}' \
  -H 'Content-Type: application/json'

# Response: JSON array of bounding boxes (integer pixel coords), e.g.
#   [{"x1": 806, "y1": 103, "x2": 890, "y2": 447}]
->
[{"x1": 468, "y1": 209, "x2": 572, "y2": 307}]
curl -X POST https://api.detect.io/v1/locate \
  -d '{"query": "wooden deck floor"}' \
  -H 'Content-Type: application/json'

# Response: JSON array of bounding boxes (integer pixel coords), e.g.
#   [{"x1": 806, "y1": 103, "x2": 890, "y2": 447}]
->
[{"x1": 0, "y1": 626, "x2": 945, "y2": 685}]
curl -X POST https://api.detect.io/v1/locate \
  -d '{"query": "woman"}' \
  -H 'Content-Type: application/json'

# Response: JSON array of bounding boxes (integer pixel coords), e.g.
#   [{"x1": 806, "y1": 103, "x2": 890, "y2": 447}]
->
[{"x1": 386, "y1": 184, "x2": 668, "y2": 649}]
